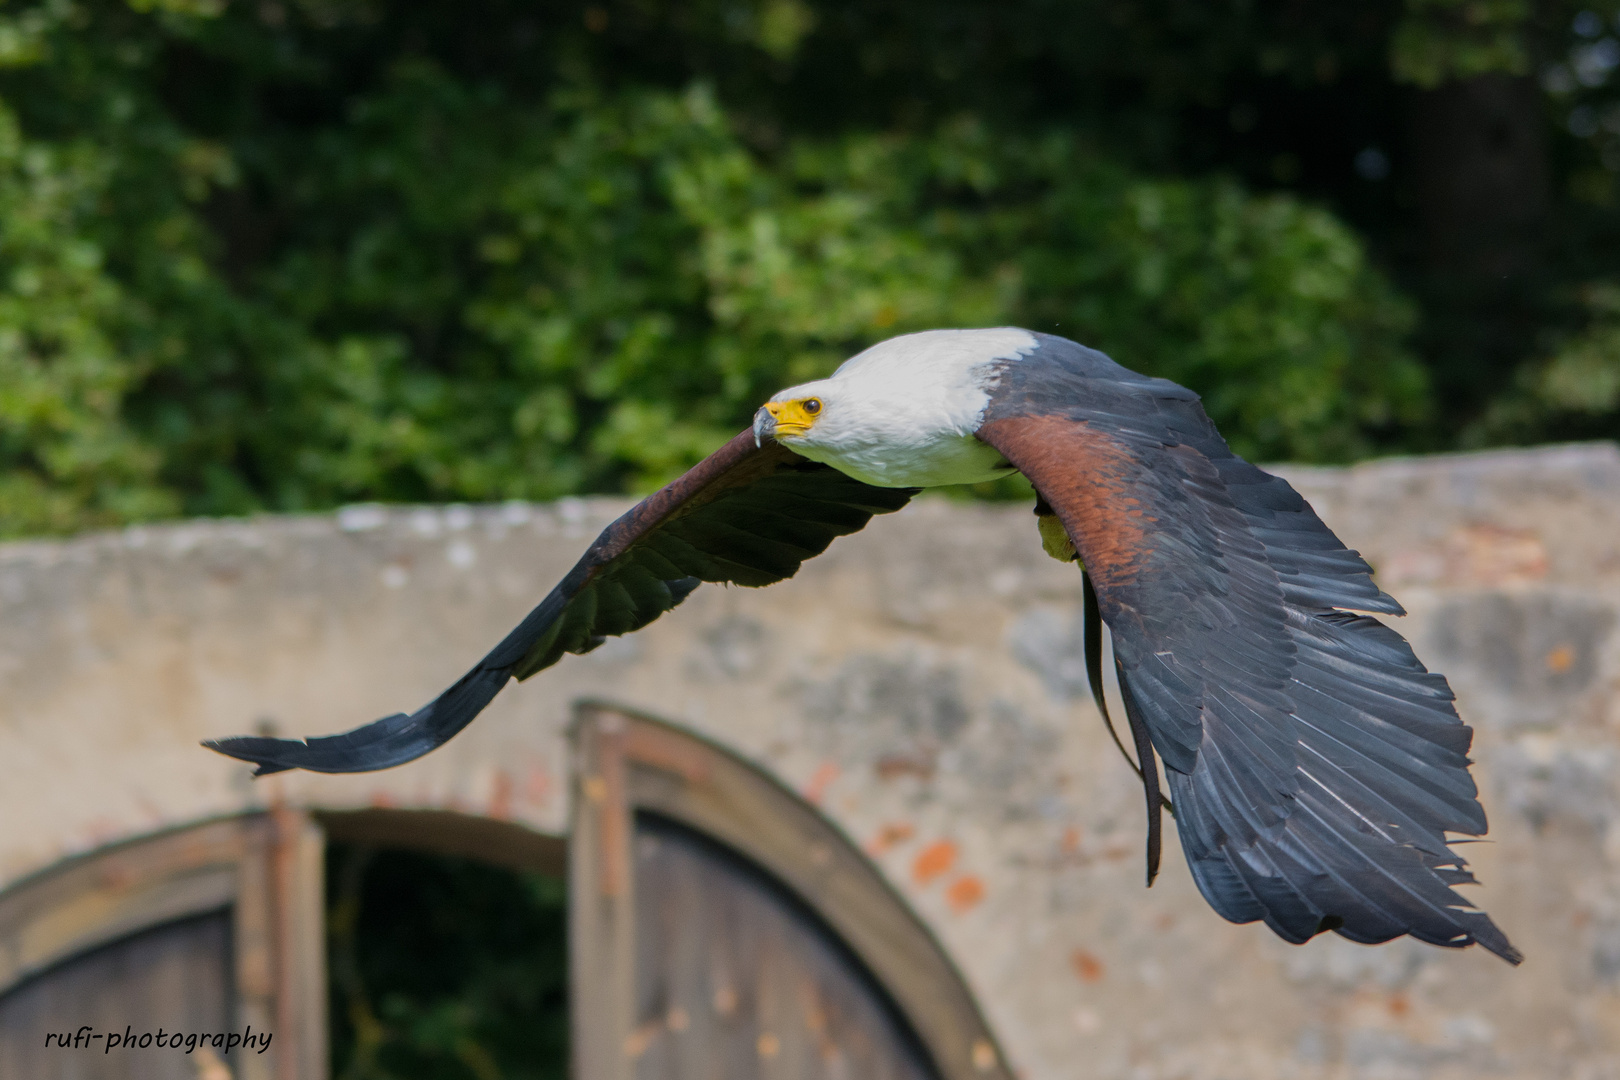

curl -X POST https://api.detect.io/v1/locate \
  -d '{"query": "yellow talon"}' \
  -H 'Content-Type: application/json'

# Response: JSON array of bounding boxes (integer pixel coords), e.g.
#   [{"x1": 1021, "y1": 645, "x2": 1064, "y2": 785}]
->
[{"x1": 1037, "y1": 513, "x2": 1077, "y2": 563}]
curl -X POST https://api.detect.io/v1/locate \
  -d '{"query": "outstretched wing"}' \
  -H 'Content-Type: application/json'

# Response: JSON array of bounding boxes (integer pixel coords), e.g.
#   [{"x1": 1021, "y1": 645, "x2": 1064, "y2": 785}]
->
[
  {"x1": 978, "y1": 336, "x2": 1520, "y2": 964},
  {"x1": 206, "y1": 431, "x2": 916, "y2": 775}
]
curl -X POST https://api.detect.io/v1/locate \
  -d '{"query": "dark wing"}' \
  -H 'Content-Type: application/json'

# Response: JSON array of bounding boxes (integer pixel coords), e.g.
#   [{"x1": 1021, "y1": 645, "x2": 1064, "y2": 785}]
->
[
  {"x1": 206, "y1": 431, "x2": 916, "y2": 775},
  {"x1": 978, "y1": 336, "x2": 1520, "y2": 963}
]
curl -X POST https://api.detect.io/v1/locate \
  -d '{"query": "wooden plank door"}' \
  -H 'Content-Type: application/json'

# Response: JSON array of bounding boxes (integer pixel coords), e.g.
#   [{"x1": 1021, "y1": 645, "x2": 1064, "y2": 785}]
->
[
  {"x1": 631, "y1": 815, "x2": 936, "y2": 1079},
  {"x1": 0, "y1": 913, "x2": 232, "y2": 1080},
  {"x1": 0, "y1": 811, "x2": 326, "y2": 1080},
  {"x1": 570, "y1": 703, "x2": 1010, "y2": 1080}
]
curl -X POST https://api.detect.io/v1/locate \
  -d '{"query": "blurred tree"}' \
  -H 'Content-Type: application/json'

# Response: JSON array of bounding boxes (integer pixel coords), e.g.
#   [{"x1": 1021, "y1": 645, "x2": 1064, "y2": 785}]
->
[
  {"x1": 0, "y1": 99, "x2": 176, "y2": 533},
  {"x1": 0, "y1": 0, "x2": 1613, "y2": 537}
]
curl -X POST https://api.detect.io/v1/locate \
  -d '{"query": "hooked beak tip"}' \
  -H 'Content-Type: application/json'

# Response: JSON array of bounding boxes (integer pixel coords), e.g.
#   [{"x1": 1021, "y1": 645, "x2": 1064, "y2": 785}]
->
[{"x1": 753, "y1": 406, "x2": 777, "y2": 447}]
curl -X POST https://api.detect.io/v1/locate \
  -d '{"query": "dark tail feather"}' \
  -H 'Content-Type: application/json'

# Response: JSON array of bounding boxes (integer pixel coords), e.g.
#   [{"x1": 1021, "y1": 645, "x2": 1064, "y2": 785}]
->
[
  {"x1": 1118, "y1": 666, "x2": 1165, "y2": 886},
  {"x1": 204, "y1": 665, "x2": 511, "y2": 775},
  {"x1": 1082, "y1": 570, "x2": 1170, "y2": 885}
]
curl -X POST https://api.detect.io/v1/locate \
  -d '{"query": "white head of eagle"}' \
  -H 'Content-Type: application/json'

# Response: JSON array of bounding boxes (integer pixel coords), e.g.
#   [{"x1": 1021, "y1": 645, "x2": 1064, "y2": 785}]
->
[{"x1": 755, "y1": 327, "x2": 1039, "y2": 488}]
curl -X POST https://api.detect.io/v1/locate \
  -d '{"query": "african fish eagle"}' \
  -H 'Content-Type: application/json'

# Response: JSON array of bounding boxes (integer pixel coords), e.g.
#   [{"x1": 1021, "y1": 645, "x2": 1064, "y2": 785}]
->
[{"x1": 208, "y1": 328, "x2": 1521, "y2": 964}]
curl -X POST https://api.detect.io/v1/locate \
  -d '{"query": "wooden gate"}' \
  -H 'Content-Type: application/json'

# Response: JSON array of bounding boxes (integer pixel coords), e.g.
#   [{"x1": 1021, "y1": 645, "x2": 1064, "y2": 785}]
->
[
  {"x1": 570, "y1": 702, "x2": 1010, "y2": 1080},
  {"x1": 0, "y1": 812, "x2": 326, "y2": 1080}
]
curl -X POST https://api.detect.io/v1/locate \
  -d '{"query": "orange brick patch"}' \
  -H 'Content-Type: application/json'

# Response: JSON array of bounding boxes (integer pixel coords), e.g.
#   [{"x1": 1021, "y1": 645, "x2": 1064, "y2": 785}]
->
[
  {"x1": 488, "y1": 769, "x2": 513, "y2": 820},
  {"x1": 912, "y1": 839, "x2": 958, "y2": 886},
  {"x1": 1069, "y1": 949, "x2": 1105, "y2": 983},
  {"x1": 803, "y1": 760, "x2": 839, "y2": 805},
  {"x1": 945, "y1": 875, "x2": 985, "y2": 913}
]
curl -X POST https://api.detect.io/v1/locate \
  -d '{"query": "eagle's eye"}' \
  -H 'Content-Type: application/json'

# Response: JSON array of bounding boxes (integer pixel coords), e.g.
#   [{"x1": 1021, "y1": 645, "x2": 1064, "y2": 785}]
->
[{"x1": 803, "y1": 398, "x2": 822, "y2": 415}]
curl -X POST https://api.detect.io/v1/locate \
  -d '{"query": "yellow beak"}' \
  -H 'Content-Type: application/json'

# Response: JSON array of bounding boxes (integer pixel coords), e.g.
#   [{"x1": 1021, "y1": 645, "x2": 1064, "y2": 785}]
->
[{"x1": 762, "y1": 399, "x2": 818, "y2": 439}]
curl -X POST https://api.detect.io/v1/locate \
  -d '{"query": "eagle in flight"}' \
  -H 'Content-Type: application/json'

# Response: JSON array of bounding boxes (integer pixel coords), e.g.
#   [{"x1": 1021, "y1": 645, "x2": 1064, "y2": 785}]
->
[{"x1": 209, "y1": 328, "x2": 1520, "y2": 964}]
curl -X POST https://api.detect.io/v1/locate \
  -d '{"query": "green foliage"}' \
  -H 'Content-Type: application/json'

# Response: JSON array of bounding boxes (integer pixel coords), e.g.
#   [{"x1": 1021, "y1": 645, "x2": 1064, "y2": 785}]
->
[
  {"x1": 1390, "y1": 0, "x2": 1533, "y2": 88},
  {"x1": 971, "y1": 140, "x2": 1425, "y2": 461},
  {"x1": 1473, "y1": 281, "x2": 1620, "y2": 441},
  {"x1": 1537, "y1": 284, "x2": 1620, "y2": 412},
  {"x1": 0, "y1": 0, "x2": 1431, "y2": 538},
  {"x1": 0, "y1": 99, "x2": 176, "y2": 534},
  {"x1": 327, "y1": 845, "x2": 568, "y2": 1080}
]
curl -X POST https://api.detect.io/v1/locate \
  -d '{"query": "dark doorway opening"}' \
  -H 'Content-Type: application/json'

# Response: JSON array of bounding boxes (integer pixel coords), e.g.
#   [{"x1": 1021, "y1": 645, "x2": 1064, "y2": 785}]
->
[{"x1": 325, "y1": 844, "x2": 568, "y2": 1080}]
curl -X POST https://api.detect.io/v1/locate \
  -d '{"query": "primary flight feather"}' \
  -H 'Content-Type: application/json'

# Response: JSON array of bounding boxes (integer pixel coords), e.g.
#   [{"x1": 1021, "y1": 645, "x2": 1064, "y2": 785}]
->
[{"x1": 208, "y1": 328, "x2": 1520, "y2": 964}]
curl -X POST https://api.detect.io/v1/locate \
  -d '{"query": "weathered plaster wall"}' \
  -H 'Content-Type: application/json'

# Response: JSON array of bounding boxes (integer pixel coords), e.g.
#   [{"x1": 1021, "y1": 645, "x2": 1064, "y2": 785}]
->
[{"x1": 2, "y1": 442, "x2": 1618, "y2": 1080}]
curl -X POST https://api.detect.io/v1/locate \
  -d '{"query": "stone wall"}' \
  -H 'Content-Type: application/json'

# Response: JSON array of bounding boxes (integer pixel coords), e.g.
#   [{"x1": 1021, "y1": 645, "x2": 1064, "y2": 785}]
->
[{"x1": 2, "y1": 442, "x2": 1618, "y2": 1080}]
